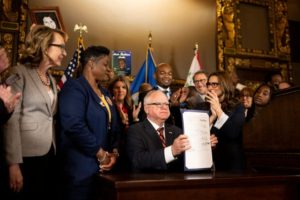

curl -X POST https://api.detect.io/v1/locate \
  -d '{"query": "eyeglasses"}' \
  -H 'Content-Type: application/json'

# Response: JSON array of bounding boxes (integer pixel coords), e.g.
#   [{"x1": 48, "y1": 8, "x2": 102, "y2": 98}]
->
[
  {"x1": 49, "y1": 44, "x2": 66, "y2": 52},
  {"x1": 193, "y1": 79, "x2": 207, "y2": 84},
  {"x1": 206, "y1": 82, "x2": 220, "y2": 88},
  {"x1": 240, "y1": 94, "x2": 251, "y2": 98},
  {"x1": 146, "y1": 102, "x2": 170, "y2": 108}
]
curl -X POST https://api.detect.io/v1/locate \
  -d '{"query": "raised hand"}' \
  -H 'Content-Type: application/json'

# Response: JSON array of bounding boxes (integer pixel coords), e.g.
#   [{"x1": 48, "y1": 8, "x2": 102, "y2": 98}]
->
[
  {"x1": 116, "y1": 104, "x2": 129, "y2": 125},
  {"x1": 206, "y1": 90, "x2": 223, "y2": 117},
  {"x1": 170, "y1": 88, "x2": 181, "y2": 106},
  {"x1": 0, "y1": 47, "x2": 9, "y2": 73},
  {"x1": 132, "y1": 102, "x2": 141, "y2": 121},
  {"x1": 0, "y1": 85, "x2": 21, "y2": 113}
]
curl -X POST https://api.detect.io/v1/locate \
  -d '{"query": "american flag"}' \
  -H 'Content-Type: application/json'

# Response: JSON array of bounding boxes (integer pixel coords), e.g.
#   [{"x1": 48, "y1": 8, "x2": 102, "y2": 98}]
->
[{"x1": 58, "y1": 37, "x2": 85, "y2": 90}]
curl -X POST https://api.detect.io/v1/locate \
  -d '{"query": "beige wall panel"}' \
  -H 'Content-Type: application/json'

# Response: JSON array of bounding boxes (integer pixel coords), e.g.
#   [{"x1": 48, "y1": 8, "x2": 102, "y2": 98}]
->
[{"x1": 29, "y1": 0, "x2": 216, "y2": 79}]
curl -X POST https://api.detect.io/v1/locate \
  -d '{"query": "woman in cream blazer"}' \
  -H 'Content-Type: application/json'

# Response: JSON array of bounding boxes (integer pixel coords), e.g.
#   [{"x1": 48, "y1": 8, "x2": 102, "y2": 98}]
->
[{"x1": 4, "y1": 25, "x2": 67, "y2": 200}]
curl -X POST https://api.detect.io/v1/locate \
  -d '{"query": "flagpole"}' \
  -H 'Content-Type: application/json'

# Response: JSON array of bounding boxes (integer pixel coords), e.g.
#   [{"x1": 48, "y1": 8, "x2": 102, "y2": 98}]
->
[
  {"x1": 74, "y1": 23, "x2": 88, "y2": 66},
  {"x1": 145, "y1": 32, "x2": 152, "y2": 83}
]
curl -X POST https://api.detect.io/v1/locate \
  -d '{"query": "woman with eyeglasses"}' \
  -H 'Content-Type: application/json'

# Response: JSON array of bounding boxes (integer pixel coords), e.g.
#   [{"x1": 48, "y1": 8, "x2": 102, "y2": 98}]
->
[
  {"x1": 205, "y1": 71, "x2": 245, "y2": 171},
  {"x1": 3, "y1": 25, "x2": 68, "y2": 199},
  {"x1": 239, "y1": 87, "x2": 254, "y2": 121}
]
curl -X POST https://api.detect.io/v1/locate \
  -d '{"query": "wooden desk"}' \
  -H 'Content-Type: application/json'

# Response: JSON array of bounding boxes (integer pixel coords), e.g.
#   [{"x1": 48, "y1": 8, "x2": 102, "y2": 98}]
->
[{"x1": 96, "y1": 172, "x2": 300, "y2": 200}]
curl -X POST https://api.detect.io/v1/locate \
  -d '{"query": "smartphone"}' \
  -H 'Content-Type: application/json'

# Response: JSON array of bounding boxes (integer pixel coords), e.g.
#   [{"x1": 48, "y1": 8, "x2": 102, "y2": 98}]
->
[{"x1": 3, "y1": 73, "x2": 20, "y2": 86}]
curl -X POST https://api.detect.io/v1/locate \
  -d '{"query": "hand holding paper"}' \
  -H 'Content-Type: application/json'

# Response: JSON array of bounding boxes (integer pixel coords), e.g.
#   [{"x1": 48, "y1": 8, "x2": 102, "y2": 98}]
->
[{"x1": 171, "y1": 134, "x2": 191, "y2": 156}]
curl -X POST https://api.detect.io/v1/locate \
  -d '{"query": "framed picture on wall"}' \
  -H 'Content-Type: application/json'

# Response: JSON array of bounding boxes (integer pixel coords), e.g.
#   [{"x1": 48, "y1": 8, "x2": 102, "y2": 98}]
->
[
  {"x1": 112, "y1": 50, "x2": 132, "y2": 76},
  {"x1": 30, "y1": 7, "x2": 65, "y2": 31}
]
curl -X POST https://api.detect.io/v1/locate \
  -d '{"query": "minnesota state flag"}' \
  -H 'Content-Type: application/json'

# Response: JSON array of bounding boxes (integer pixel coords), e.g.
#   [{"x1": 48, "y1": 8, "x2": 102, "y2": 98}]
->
[{"x1": 130, "y1": 48, "x2": 157, "y2": 99}]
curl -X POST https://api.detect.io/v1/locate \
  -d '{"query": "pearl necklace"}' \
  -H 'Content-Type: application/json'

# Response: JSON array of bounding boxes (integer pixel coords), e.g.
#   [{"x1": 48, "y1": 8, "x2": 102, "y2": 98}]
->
[{"x1": 36, "y1": 69, "x2": 50, "y2": 86}]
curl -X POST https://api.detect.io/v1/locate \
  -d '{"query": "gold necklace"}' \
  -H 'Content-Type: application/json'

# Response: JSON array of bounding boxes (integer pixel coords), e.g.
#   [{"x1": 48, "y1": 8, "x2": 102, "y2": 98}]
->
[{"x1": 36, "y1": 69, "x2": 50, "y2": 86}]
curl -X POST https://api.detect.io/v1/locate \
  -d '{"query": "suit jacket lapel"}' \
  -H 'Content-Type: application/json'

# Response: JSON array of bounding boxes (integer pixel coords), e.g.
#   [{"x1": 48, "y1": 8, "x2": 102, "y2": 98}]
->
[
  {"x1": 79, "y1": 76, "x2": 109, "y2": 117},
  {"x1": 165, "y1": 124, "x2": 176, "y2": 146},
  {"x1": 26, "y1": 67, "x2": 52, "y2": 114},
  {"x1": 143, "y1": 119, "x2": 163, "y2": 148},
  {"x1": 49, "y1": 74, "x2": 58, "y2": 114}
]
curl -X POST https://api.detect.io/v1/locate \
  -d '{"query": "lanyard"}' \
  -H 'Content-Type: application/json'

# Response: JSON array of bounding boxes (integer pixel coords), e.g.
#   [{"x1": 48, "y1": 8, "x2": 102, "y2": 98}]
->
[{"x1": 99, "y1": 94, "x2": 112, "y2": 124}]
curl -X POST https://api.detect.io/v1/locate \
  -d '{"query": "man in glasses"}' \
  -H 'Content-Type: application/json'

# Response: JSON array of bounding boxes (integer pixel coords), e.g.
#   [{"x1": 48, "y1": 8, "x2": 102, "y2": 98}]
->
[
  {"x1": 126, "y1": 90, "x2": 218, "y2": 172},
  {"x1": 193, "y1": 70, "x2": 208, "y2": 102}
]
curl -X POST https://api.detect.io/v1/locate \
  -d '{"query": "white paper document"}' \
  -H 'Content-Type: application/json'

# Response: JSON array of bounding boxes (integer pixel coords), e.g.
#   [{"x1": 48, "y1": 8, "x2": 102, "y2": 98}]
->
[{"x1": 182, "y1": 110, "x2": 213, "y2": 171}]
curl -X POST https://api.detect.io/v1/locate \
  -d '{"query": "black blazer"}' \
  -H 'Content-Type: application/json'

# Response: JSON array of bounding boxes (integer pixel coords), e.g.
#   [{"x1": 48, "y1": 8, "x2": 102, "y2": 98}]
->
[
  {"x1": 126, "y1": 119, "x2": 184, "y2": 172},
  {"x1": 211, "y1": 103, "x2": 245, "y2": 171}
]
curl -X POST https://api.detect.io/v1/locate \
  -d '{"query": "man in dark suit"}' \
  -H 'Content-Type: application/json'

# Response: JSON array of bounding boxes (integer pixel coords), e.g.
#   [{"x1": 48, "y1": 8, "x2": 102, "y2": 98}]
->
[
  {"x1": 154, "y1": 63, "x2": 181, "y2": 125},
  {"x1": 127, "y1": 90, "x2": 217, "y2": 172},
  {"x1": 154, "y1": 63, "x2": 173, "y2": 99}
]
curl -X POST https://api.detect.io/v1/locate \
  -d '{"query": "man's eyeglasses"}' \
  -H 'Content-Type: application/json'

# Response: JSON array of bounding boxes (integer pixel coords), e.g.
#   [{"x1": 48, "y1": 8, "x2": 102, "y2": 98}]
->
[
  {"x1": 193, "y1": 79, "x2": 207, "y2": 84},
  {"x1": 49, "y1": 44, "x2": 66, "y2": 52},
  {"x1": 206, "y1": 82, "x2": 220, "y2": 88},
  {"x1": 146, "y1": 102, "x2": 170, "y2": 108}
]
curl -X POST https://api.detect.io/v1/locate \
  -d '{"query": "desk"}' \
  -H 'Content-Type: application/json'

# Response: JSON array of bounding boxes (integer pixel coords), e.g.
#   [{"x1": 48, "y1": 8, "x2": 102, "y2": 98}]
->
[{"x1": 96, "y1": 172, "x2": 300, "y2": 200}]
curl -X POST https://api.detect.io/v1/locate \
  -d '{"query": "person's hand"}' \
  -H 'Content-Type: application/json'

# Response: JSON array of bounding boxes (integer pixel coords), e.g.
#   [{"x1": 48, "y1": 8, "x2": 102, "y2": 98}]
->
[
  {"x1": 171, "y1": 134, "x2": 191, "y2": 157},
  {"x1": 0, "y1": 47, "x2": 9, "y2": 73},
  {"x1": 9, "y1": 164, "x2": 23, "y2": 192},
  {"x1": 170, "y1": 88, "x2": 181, "y2": 106},
  {"x1": 210, "y1": 134, "x2": 218, "y2": 148},
  {"x1": 0, "y1": 85, "x2": 21, "y2": 113},
  {"x1": 132, "y1": 102, "x2": 141, "y2": 122},
  {"x1": 206, "y1": 90, "x2": 223, "y2": 117},
  {"x1": 99, "y1": 153, "x2": 117, "y2": 173},
  {"x1": 116, "y1": 104, "x2": 129, "y2": 125},
  {"x1": 179, "y1": 87, "x2": 189, "y2": 103}
]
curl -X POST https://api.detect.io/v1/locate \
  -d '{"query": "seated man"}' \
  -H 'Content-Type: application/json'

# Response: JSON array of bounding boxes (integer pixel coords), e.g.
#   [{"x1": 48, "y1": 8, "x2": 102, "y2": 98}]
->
[{"x1": 126, "y1": 90, "x2": 217, "y2": 172}]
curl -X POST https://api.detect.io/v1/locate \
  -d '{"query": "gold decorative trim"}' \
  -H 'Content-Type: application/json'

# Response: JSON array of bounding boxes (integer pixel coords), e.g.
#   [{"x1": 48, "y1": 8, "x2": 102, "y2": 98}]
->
[
  {"x1": 216, "y1": 0, "x2": 292, "y2": 82},
  {"x1": 0, "y1": 21, "x2": 19, "y2": 30},
  {"x1": 18, "y1": 0, "x2": 28, "y2": 62}
]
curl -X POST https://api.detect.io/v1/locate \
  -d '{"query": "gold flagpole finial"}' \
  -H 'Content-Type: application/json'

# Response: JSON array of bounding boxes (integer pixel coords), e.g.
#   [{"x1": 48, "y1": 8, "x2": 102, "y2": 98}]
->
[
  {"x1": 194, "y1": 43, "x2": 199, "y2": 54},
  {"x1": 74, "y1": 23, "x2": 88, "y2": 38},
  {"x1": 148, "y1": 32, "x2": 152, "y2": 48},
  {"x1": 194, "y1": 43, "x2": 199, "y2": 50}
]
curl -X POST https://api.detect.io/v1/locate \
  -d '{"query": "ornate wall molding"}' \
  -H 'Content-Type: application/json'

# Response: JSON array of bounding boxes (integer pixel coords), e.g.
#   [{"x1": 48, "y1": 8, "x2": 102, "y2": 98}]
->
[
  {"x1": 216, "y1": 0, "x2": 292, "y2": 83},
  {"x1": 0, "y1": 0, "x2": 28, "y2": 66}
]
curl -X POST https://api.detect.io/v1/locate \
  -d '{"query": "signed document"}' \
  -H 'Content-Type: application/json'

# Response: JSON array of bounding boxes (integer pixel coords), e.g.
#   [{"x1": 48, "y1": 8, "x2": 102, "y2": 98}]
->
[{"x1": 182, "y1": 110, "x2": 213, "y2": 171}]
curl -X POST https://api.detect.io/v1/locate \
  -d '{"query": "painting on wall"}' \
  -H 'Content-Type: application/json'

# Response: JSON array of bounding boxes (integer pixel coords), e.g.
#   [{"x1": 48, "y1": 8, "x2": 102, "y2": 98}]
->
[
  {"x1": 112, "y1": 50, "x2": 132, "y2": 76},
  {"x1": 30, "y1": 7, "x2": 65, "y2": 31}
]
